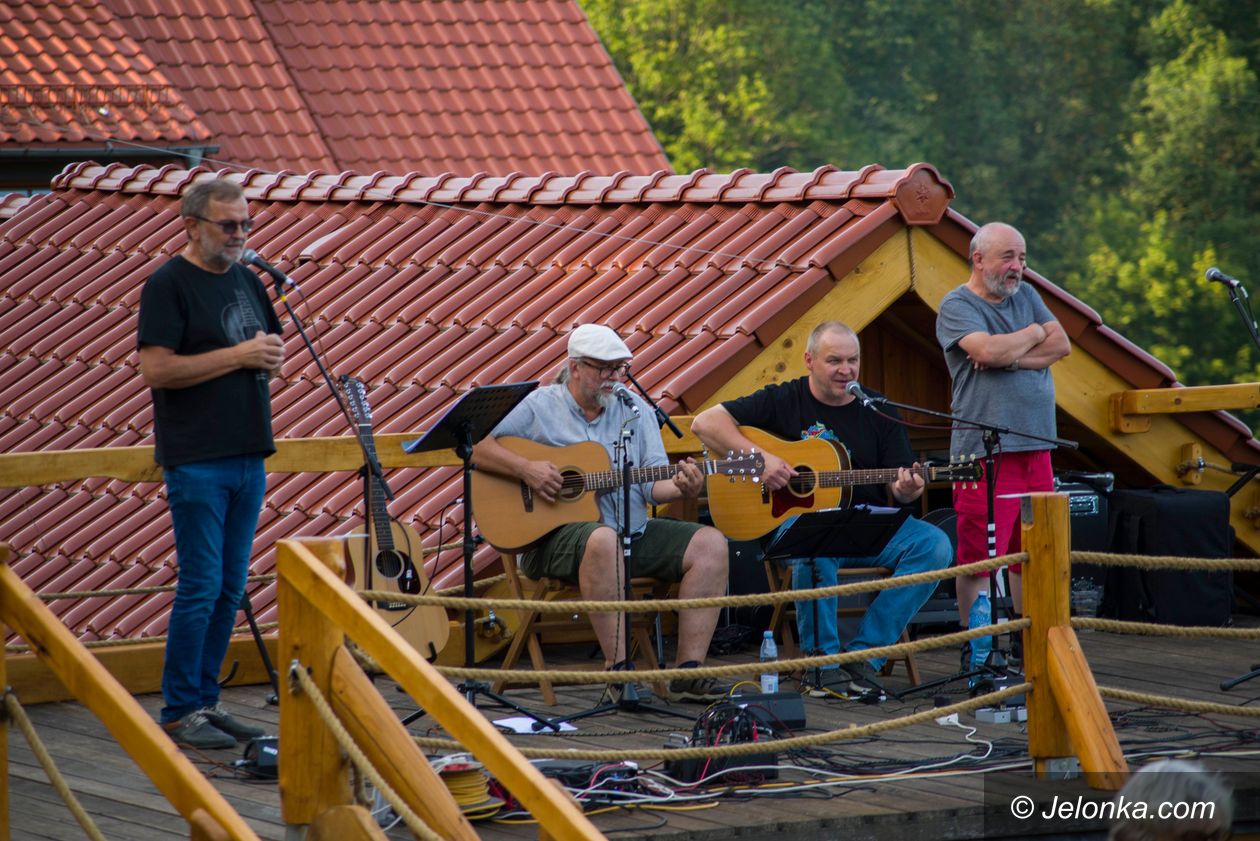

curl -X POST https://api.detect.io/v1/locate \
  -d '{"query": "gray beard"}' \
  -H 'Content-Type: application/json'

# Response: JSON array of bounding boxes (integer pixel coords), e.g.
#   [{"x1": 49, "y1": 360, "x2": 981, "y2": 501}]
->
[{"x1": 985, "y1": 271, "x2": 1021, "y2": 301}]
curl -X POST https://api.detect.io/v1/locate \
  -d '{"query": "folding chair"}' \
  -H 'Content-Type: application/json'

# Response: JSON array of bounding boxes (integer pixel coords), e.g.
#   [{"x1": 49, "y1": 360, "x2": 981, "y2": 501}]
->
[
  {"x1": 764, "y1": 560, "x2": 920, "y2": 685},
  {"x1": 491, "y1": 553, "x2": 674, "y2": 704}
]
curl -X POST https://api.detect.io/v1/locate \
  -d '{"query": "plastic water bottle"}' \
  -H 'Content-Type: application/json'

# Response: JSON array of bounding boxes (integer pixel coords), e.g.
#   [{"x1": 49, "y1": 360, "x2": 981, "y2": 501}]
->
[
  {"x1": 969, "y1": 592, "x2": 992, "y2": 670},
  {"x1": 759, "y1": 631, "x2": 779, "y2": 694}
]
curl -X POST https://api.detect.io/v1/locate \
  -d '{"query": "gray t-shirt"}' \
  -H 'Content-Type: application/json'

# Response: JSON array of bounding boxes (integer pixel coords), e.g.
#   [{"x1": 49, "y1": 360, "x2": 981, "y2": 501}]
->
[
  {"x1": 490, "y1": 383, "x2": 667, "y2": 535},
  {"x1": 936, "y1": 283, "x2": 1058, "y2": 457}
]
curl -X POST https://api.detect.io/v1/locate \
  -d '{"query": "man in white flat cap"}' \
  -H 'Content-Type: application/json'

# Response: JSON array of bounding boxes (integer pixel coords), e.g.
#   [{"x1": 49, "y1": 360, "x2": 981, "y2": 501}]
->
[{"x1": 473, "y1": 323, "x2": 731, "y2": 703}]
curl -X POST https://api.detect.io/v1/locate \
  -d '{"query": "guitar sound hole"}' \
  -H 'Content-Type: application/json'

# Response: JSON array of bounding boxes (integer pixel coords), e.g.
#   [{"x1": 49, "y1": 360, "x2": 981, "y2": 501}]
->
[
  {"x1": 557, "y1": 469, "x2": 583, "y2": 502},
  {"x1": 789, "y1": 468, "x2": 817, "y2": 495},
  {"x1": 375, "y1": 549, "x2": 405, "y2": 579}
]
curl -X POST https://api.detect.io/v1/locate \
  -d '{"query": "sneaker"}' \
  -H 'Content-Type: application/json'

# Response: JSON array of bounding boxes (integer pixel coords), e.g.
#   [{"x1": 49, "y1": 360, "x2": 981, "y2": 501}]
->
[
  {"x1": 667, "y1": 662, "x2": 733, "y2": 703},
  {"x1": 162, "y1": 710, "x2": 236, "y2": 749},
  {"x1": 199, "y1": 703, "x2": 267, "y2": 741}
]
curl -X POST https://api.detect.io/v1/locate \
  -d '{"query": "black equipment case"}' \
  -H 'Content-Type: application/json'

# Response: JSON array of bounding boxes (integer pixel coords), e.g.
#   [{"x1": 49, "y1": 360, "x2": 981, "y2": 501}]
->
[{"x1": 1101, "y1": 486, "x2": 1233, "y2": 626}]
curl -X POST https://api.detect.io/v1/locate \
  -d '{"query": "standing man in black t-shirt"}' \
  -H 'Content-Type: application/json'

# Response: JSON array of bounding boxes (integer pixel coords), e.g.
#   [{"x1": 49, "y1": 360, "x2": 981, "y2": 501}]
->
[
  {"x1": 137, "y1": 178, "x2": 283, "y2": 749},
  {"x1": 692, "y1": 321, "x2": 951, "y2": 698}
]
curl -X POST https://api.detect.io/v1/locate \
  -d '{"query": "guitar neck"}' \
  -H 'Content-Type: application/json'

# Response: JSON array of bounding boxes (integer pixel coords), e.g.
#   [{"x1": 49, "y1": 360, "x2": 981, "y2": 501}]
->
[
  {"x1": 358, "y1": 421, "x2": 394, "y2": 550},
  {"x1": 816, "y1": 465, "x2": 929, "y2": 488},
  {"x1": 582, "y1": 460, "x2": 716, "y2": 491}
]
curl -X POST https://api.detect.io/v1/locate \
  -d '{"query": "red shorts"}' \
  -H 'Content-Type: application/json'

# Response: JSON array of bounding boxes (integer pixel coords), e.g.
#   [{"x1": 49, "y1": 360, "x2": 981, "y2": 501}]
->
[{"x1": 952, "y1": 450, "x2": 1053, "y2": 575}]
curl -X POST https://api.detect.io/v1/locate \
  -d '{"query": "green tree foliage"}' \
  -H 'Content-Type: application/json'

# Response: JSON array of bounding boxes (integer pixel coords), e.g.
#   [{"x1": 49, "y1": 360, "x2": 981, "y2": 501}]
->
[
  {"x1": 581, "y1": 0, "x2": 1260, "y2": 391},
  {"x1": 1062, "y1": 0, "x2": 1260, "y2": 387}
]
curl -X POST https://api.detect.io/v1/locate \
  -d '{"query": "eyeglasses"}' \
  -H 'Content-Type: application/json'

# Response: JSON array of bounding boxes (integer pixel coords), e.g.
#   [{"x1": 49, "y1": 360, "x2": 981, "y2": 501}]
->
[
  {"x1": 190, "y1": 215, "x2": 254, "y2": 235},
  {"x1": 578, "y1": 359, "x2": 631, "y2": 378}
]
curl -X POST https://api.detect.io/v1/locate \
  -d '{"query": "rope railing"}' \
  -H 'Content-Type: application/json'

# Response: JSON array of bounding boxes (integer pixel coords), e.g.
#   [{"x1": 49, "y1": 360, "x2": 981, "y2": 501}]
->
[
  {"x1": 414, "y1": 683, "x2": 1031, "y2": 761},
  {"x1": 362, "y1": 552, "x2": 1023, "y2": 615},
  {"x1": 435, "y1": 623, "x2": 1027, "y2": 684},
  {"x1": 1098, "y1": 686, "x2": 1260, "y2": 717},
  {"x1": 1071, "y1": 617, "x2": 1260, "y2": 639},
  {"x1": 3, "y1": 689, "x2": 109, "y2": 841},
  {"x1": 1071, "y1": 550, "x2": 1260, "y2": 572},
  {"x1": 288, "y1": 661, "x2": 442, "y2": 841}
]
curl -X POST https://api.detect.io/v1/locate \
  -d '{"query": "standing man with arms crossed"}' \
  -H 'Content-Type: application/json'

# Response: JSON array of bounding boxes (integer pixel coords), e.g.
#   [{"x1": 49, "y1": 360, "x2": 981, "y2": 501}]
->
[
  {"x1": 935, "y1": 222, "x2": 1070, "y2": 665},
  {"x1": 692, "y1": 321, "x2": 952, "y2": 699},
  {"x1": 138, "y1": 179, "x2": 284, "y2": 748},
  {"x1": 472, "y1": 324, "x2": 731, "y2": 702}
]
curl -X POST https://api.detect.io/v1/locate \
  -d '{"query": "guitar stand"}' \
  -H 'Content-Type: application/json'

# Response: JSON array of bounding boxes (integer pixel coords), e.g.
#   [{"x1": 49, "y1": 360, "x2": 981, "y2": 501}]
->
[
  {"x1": 403, "y1": 383, "x2": 560, "y2": 733},
  {"x1": 219, "y1": 592, "x2": 281, "y2": 705}
]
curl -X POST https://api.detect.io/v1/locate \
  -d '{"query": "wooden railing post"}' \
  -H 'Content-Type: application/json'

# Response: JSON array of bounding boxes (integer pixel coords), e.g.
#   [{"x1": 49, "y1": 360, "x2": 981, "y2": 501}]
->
[
  {"x1": 1022, "y1": 493, "x2": 1127, "y2": 790},
  {"x1": 1, "y1": 544, "x2": 10, "y2": 841},
  {"x1": 277, "y1": 538, "x2": 353, "y2": 829}
]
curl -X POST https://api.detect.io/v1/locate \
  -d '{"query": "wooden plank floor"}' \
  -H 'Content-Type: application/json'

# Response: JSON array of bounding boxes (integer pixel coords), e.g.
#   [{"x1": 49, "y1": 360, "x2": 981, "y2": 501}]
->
[{"x1": 9, "y1": 625, "x2": 1260, "y2": 840}]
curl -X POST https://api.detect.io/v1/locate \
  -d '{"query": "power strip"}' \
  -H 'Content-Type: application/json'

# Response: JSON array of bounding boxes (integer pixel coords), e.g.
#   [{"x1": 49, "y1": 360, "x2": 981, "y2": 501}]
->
[{"x1": 975, "y1": 705, "x2": 1028, "y2": 724}]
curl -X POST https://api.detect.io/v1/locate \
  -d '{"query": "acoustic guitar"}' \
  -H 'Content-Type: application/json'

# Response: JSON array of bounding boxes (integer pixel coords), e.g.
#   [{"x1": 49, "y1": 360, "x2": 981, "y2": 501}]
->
[
  {"x1": 705, "y1": 426, "x2": 981, "y2": 540},
  {"x1": 471, "y1": 437, "x2": 765, "y2": 551},
  {"x1": 341, "y1": 376, "x2": 450, "y2": 660}
]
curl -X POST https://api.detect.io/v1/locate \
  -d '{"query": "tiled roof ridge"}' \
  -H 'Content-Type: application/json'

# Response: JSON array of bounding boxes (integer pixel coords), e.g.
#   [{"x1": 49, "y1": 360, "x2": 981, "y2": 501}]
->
[{"x1": 49, "y1": 161, "x2": 955, "y2": 215}]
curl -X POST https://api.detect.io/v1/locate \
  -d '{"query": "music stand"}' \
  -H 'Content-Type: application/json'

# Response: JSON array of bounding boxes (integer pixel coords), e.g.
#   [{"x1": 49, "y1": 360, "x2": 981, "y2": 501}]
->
[
  {"x1": 402, "y1": 382, "x2": 557, "y2": 729},
  {"x1": 762, "y1": 506, "x2": 909, "y2": 693}
]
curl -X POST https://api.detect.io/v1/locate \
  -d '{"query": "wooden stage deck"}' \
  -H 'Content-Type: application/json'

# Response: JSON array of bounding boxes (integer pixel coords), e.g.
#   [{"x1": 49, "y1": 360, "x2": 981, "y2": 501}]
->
[{"x1": 9, "y1": 625, "x2": 1260, "y2": 840}]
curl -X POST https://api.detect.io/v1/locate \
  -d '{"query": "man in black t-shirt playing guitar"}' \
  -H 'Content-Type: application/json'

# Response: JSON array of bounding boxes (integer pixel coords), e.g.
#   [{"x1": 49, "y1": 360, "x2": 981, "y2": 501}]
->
[{"x1": 692, "y1": 321, "x2": 952, "y2": 699}]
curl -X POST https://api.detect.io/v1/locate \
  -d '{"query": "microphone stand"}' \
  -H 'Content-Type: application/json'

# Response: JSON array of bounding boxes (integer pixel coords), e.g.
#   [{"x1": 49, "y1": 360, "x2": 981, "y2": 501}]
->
[
  {"x1": 858, "y1": 391, "x2": 1076, "y2": 701},
  {"x1": 536, "y1": 418, "x2": 692, "y2": 729},
  {"x1": 1221, "y1": 279, "x2": 1260, "y2": 354},
  {"x1": 247, "y1": 269, "x2": 401, "y2": 700},
  {"x1": 624, "y1": 371, "x2": 683, "y2": 438}
]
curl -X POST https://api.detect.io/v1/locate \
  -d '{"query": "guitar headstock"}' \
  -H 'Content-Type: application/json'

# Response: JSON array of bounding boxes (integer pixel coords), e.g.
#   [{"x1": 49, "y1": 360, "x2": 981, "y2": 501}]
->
[
  {"x1": 341, "y1": 375, "x2": 372, "y2": 427},
  {"x1": 716, "y1": 449, "x2": 765, "y2": 483},
  {"x1": 929, "y1": 454, "x2": 982, "y2": 489}
]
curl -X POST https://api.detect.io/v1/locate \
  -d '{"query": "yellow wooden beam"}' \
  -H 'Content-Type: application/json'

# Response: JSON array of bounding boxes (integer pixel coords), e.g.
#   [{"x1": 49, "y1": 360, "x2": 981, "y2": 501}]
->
[
  {"x1": 278, "y1": 538, "x2": 354, "y2": 826},
  {"x1": 1022, "y1": 493, "x2": 1127, "y2": 790},
  {"x1": 0, "y1": 423, "x2": 705, "y2": 489},
  {"x1": 0, "y1": 548, "x2": 261, "y2": 840},
  {"x1": 5, "y1": 636, "x2": 276, "y2": 704},
  {"x1": 1110, "y1": 383, "x2": 1260, "y2": 433},
  {"x1": 328, "y1": 646, "x2": 477, "y2": 840},
  {"x1": 277, "y1": 537, "x2": 603, "y2": 841}
]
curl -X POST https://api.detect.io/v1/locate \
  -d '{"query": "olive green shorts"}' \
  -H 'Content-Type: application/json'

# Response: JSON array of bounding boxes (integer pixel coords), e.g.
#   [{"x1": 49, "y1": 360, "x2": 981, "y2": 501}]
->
[{"x1": 520, "y1": 519, "x2": 704, "y2": 584}]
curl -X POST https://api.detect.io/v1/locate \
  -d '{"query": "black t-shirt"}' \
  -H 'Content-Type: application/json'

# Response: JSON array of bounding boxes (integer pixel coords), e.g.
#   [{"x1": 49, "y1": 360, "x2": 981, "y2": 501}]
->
[
  {"x1": 137, "y1": 256, "x2": 281, "y2": 467},
  {"x1": 721, "y1": 376, "x2": 915, "y2": 508}
]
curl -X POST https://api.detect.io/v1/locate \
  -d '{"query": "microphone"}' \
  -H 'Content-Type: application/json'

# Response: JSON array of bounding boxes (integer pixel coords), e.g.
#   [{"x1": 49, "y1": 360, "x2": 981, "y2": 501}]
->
[
  {"x1": 1206, "y1": 267, "x2": 1241, "y2": 288},
  {"x1": 845, "y1": 381, "x2": 875, "y2": 408},
  {"x1": 613, "y1": 383, "x2": 640, "y2": 415},
  {"x1": 240, "y1": 248, "x2": 297, "y2": 292}
]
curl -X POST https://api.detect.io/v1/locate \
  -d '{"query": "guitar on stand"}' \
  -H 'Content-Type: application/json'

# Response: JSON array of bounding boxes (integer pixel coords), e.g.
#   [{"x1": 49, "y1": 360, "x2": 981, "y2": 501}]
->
[
  {"x1": 471, "y1": 437, "x2": 765, "y2": 551},
  {"x1": 706, "y1": 427, "x2": 981, "y2": 540},
  {"x1": 341, "y1": 375, "x2": 449, "y2": 660}
]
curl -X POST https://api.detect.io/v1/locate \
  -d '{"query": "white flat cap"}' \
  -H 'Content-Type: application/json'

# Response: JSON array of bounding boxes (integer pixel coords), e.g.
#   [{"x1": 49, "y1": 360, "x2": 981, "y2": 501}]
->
[{"x1": 567, "y1": 324, "x2": 632, "y2": 361}]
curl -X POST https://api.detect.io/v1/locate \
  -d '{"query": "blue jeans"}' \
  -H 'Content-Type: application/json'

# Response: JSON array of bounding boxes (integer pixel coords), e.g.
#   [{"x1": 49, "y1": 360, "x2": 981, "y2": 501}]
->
[
  {"x1": 160, "y1": 455, "x2": 266, "y2": 723},
  {"x1": 788, "y1": 516, "x2": 952, "y2": 670}
]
